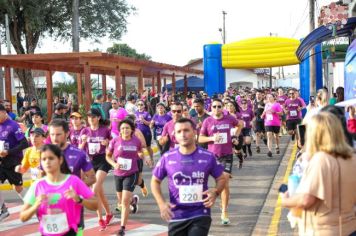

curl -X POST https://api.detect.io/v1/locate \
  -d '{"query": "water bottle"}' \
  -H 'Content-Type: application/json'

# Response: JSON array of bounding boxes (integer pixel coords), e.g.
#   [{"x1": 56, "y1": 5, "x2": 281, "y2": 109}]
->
[{"x1": 288, "y1": 174, "x2": 300, "y2": 196}]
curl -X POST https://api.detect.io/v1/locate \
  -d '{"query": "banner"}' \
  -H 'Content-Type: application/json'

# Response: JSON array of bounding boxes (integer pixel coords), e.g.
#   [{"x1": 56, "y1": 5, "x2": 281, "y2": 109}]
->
[{"x1": 345, "y1": 39, "x2": 356, "y2": 100}]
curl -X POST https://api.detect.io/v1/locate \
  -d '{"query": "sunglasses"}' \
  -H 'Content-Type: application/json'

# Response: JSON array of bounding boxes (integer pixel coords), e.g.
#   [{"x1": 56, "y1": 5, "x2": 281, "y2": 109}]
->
[
  {"x1": 137, "y1": 104, "x2": 144, "y2": 106},
  {"x1": 212, "y1": 105, "x2": 222, "y2": 109},
  {"x1": 289, "y1": 93, "x2": 295, "y2": 95},
  {"x1": 171, "y1": 110, "x2": 182, "y2": 113}
]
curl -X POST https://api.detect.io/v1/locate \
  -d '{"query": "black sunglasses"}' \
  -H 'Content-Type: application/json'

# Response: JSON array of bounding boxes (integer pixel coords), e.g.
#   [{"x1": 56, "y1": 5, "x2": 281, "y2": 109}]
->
[
  {"x1": 171, "y1": 110, "x2": 182, "y2": 113},
  {"x1": 212, "y1": 105, "x2": 222, "y2": 109}
]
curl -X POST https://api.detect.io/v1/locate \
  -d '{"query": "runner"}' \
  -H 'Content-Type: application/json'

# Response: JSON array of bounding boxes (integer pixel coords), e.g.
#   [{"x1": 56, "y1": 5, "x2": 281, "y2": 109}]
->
[
  {"x1": 191, "y1": 98, "x2": 210, "y2": 149},
  {"x1": 151, "y1": 118, "x2": 226, "y2": 235},
  {"x1": 0, "y1": 104, "x2": 29, "y2": 220},
  {"x1": 109, "y1": 99, "x2": 128, "y2": 139},
  {"x1": 20, "y1": 144, "x2": 97, "y2": 236},
  {"x1": 253, "y1": 90, "x2": 267, "y2": 154},
  {"x1": 285, "y1": 88, "x2": 304, "y2": 141},
  {"x1": 277, "y1": 88, "x2": 288, "y2": 135},
  {"x1": 239, "y1": 99, "x2": 255, "y2": 158},
  {"x1": 15, "y1": 128, "x2": 45, "y2": 180},
  {"x1": 262, "y1": 94, "x2": 283, "y2": 157},
  {"x1": 199, "y1": 99, "x2": 240, "y2": 225},
  {"x1": 151, "y1": 103, "x2": 172, "y2": 154},
  {"x1": 79, "y1": 108, "x2": 112, "y2": 231},
  {"x1": 106, "y1": 119, "x2": 142, "y2": 236},
  {"x1": 25, "y1": 111, "x2": 50, "y2": 145},
  {"x1": 68, "y1": 112, "x2": 85, "y2": 148}
]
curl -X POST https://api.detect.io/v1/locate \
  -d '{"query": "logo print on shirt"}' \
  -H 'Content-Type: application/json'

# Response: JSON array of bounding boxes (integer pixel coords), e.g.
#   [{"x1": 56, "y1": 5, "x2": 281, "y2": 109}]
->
[{"x1": 172, "y1": 172, "x2": 192, "y2": 187}]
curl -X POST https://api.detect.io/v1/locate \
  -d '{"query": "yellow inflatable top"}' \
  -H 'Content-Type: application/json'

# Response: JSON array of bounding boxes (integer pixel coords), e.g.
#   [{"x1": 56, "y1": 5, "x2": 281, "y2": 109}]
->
[{"x1": 222, "y1": 37, "x2": 300, "y2": 69}]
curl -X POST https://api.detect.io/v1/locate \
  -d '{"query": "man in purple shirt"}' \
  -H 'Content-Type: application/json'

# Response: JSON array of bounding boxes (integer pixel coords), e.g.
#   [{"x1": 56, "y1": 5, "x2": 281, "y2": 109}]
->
[
  {"x1": 198, "y1": 99, "x2": 241, "y2": 225},
  {"x1": 151, "y1": 118, "x2": 226, "y2": 235},
  {"x1": 48, "y1": 119, "x2": 96, "y2": 186},
  {"x1": 284, "y1": 88, "x2": 304, "y2": 141}
]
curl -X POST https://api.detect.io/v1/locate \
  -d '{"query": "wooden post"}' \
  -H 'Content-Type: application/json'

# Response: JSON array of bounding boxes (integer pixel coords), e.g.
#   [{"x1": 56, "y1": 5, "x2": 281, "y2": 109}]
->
[
  {"x1": 102, "y1": 74, "x2": 107, "y2": 100},
  {"x1": 122, "y1": 74, "x2": 126, "y2": 98},
  {"x1": 152, "y1": 75, "x2": 155, "y2": 93},
  {"x1": 115, "y1": 66, "x2": 121, "y2": 98},
  {"x1": 76, "y1": 73, "x2": 83, "y2": 106},
  {"x1": 157, "y1": 71, "x2": 161, "y2": 93},
  {"x1": 138, "y1": 69, "x2": 143, "y2": 94},
  {"x1": 172, "y1": 73, "x2": 176, "y2": 95},
  {"x1": 4, "y1": 67, "x2": 11, "y2": 103},
  {"x1": 163, "y1": 78, "x2": 166, "y2": 91},
  {"x1": 46, "y1": 71, "x2": 53, "y2": 122},
  {"x1": 83, "y1": 63, "x2": 91, "y2": 111},
  {"x1": 183, "y1": 74, "x2": 188, "y2": 98}
]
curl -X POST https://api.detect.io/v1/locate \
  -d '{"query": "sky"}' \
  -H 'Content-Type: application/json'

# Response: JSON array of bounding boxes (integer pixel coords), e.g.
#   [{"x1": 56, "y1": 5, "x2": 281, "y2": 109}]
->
[{"x1": 29, "y1": 0, "x2": 337, "y2": 67}]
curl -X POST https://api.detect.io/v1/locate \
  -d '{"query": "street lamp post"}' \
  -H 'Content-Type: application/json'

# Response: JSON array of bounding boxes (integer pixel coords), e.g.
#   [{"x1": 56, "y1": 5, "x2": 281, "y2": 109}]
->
[{"x1": 218, "y1": 11, "x2": 227, "y2": 44}]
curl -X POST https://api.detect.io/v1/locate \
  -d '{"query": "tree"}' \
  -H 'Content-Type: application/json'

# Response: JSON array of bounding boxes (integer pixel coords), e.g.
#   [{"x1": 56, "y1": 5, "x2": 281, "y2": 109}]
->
[
  {"x1": 0, "y1": 0, "x2": 135, "y2": 97},
  {"x1": 107, "y1": 43, "x2": 151, "y2": 60}
]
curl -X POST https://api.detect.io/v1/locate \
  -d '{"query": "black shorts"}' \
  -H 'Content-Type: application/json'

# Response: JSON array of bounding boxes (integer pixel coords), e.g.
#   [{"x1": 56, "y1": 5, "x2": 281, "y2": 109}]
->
[
  {"x1": 286, "y1": 119, "x2": 301, "y2": 131},
  {"x1": 114, "y1": 173, "x2": 138, "y2": 192},
  {"x1": 217, "y1": 154, "x2": 233, "y2": 174},
  {"x1": 144, "y1": 132, "x2": 152, "y2": 147},
  {"x1": 241, "y1": 128, "x2": 251, "y2": 137},
  {"x1": 137, "y1": 159, "x2": 143, "y2": 173},
  {"x1": 91, "y1": 154, "x2": 112, "y2": 173},
  {"x1": 265, "y1": 126, "x2": 280, "y2": 134},
  {"x1": 0, "y1": 165, "x2": 23, "y2": 186},
  {"x1": 255, "y1": 120, "x2": 265, "y2": 133},
  {"x1": 168, "y1": 216, "x2": 212, "y2": 236}
]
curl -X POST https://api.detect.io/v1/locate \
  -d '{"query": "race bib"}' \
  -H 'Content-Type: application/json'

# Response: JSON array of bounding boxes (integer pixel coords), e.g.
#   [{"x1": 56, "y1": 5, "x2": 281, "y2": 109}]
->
[
  {"x1": 266, "y1": 114, "x2": 273, "y2": 121},
  {"x1": 156, "y1": 135, "x2": 162, "y2": 141},
  {"x1": 214, "y1": 132, "x2": 227, "y2": 144},
  {"x1": 88, "y1": 142, "x2": 100, "y2": 155},
  {"x1": 30, "y1": 167, "x2": 40, "y2": 180},
  {"x1": 42, "y1": 212, "x2": 69, "y2": 235},
  {"x1": 117, "y1": 157, "x2": 132, "y2": 171},
  {"x1": 290, "y1": 110, "x2": 298, "y2": 117},
  {"x1": 230, "y1": 128, "x2": 237, "y2": 136},
  {"x1": 0, "y1": 140, "x2": 5, "y2": 152},
  {"x1": 179, "y1": 185, "x2": 203, "y2": 203}
]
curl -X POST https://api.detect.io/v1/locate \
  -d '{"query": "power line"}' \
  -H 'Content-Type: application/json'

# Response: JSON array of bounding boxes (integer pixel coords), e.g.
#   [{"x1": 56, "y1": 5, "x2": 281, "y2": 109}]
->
[{"x1": 291, "y1": 0, "x2": 309, "y2": 38}]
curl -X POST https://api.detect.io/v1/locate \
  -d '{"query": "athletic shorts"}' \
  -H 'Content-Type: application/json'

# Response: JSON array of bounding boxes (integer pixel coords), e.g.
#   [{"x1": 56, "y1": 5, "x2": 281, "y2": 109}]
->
[
  {"x1": 0, "y1": 165, "x2": 23, "y2": 186},
  {"x1": 241, "y1": 128, "x2": 251, "y2": 137},
  {"x1": 144, "y1": 132, "x2": 152, "y2": 147},
  {"x1": 232, "y1": 135, "x2": 243, "y2": 151},
  {"x1": 281, "y1": 113, "x2": 287, "y2": 122},
  {"x1": 286, "y1": 119, "x2": 301, "y2": 131},
  {"x1": 91, "y1": 154, "x2": 112, "y2": 173},
  {"x1": 114, "y1": 172, "x2": 138, "y2": 192},
  {"x1": 254, "y1": 120, "x2": 265, "y2": 133},
  {"x1": 265, "y1": 126, "x2": 281, "y2": 134},
  {"x1": 217, "y1": 154, "x2": 233, "y2": 174},
  {"x1": 168, "y1": 216, "x2": 212, "y2": 236},
  {"x1": 137, "y1": 159, "x2": 143, "y2": 173}
]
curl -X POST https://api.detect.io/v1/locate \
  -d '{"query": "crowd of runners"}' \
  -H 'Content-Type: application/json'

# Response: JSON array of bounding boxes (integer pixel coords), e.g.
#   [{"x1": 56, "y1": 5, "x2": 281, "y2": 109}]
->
[{"x1": 0, "y1": 86, "x2": 344, "y2": 236}]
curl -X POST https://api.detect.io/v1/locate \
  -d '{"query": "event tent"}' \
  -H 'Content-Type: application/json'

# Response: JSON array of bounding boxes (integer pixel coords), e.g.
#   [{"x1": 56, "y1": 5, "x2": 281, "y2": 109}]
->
[{"x1": 163, "y1": 76, "x2": 204, "y2": 92}]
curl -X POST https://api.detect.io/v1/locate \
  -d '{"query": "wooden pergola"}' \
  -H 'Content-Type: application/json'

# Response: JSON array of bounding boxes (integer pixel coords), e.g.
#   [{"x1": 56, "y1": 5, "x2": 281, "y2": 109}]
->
[{"x1": 0, "y1": 52, "x2": 203, "y2": 121}]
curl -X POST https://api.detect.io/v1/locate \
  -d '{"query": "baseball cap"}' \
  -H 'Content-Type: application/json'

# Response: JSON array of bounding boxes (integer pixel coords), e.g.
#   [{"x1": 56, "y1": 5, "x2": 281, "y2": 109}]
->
[
  {"x1": 30, "y1": 127, "x2": 46, "y2": 137},
  {"x1": 70, "y1": 112, "x2": 82, "y2": 118},
  {"x1": 87, "y1": 108, "x2": 101, "y2": 117},
  {"x1": 55, "y1": 103, "x2": 67, "y2": 110}
]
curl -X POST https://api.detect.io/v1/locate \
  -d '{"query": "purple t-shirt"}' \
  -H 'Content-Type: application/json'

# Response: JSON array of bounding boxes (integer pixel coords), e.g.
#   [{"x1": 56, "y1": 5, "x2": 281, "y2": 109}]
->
[
  {"x1": 152, "y1": 114, "x2": 172, "y2": 137},
  {"x1": 63, "y1": 144, "x2": 93, "y2": 177},
  {"x1": 0, "y1": 118, "x2": 25, "y2": 167},
  {"x1": 162, "y1": 120, "x2": 179, "y2": 149},
  {"x1": 263, "y1": 102, "x2": 283, "y2": 127},
  {"x1": 79, "y1": 126, "x2": 111, "y2": 157},
  {"x1": 153, "y1": 147, "x2": 224, "y2": 221},
  {"x1": 135, "y1": 111, "x2": 152, "y2": 135},
  {"x1": 285, "y1": 98, "x2": 303, "y2": 120},
  {"x1": 107, "y1": 135, "x2": 142, "y2": 177},
  {"x1": 277, "y1": 95, "x2": 288, "y2": 106},
  {"x1": 240, "y1": 108, "x2": 254, "y2": 129},
  {"x1": 200, "y1": 114, "x2": 239, "y2": 157},
  {"x1": 69, "y1": 127, "x2": 84, "y2": 148}
]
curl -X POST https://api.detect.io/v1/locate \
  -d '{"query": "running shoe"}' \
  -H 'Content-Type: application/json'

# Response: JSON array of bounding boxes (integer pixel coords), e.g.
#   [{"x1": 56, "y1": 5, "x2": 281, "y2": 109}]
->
[
  {"x1": 131, "y1": 195, "x2": 139, "y2": 214},
  {"x1": 243, "y1": 153, "x2": 247, "y2": 159},
  {"x1": 141, "y1": 185, "x2": 149, "y2": 197},
  {"x1": 256, "y1": 146, "x2": 261, "y2": 153},
  {"x1": 239, "y1": 160, "x2": 243, "y2": 169},
  {"x1": 117, "y1": 228, "x2": 125, "y2": 236},
  {"x1": 221, "y1": 211, "x2": 230, "y2": 225},
  {"x1": 98, "y1": 219, "x2": 107, "y2": 231},
  {"x1": 267, "y1": 151, "x2": 272, "y2": 157},
  {"x1": 0, "y1": 205, "x2": 9, "y2": 222},
  {"x1": 105, "y1": 213, "x2": 114, "y2": 226},
  {"x1": 276, "y1": 147, "x2": 280, "y2": 154},
  {"x1": 115, "y1": 205, "x2": 122, "y2": 213}
]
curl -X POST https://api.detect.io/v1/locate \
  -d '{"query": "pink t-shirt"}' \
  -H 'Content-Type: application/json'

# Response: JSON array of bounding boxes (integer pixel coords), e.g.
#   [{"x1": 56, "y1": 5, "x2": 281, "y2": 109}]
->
[
  {"x1": 110, "y1": 108, "x2": 128, "y2": 136},
  {"x1": 161, "y1": 120, "x2": 178, "y2": 149},
  {"x1": 263, "y1": 102, "x2": 282, "y2": 127},
  {"x1": 24, "y1": 175, "x2": 94, "y2": 235}
]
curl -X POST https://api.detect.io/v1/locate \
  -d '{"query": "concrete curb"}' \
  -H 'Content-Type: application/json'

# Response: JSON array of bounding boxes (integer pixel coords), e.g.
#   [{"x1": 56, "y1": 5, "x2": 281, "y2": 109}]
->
[
  {"x1": 0, "y1": 146, "x2": 160, "y2": 191},
  {"x1": 252, "y1": 141, "x2": 296, "y2": 236}
]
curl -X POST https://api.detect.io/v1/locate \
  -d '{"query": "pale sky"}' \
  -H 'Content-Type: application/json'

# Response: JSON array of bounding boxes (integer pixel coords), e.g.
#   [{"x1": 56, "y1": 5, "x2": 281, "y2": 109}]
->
[{"x1": 24, "y1": 0, "x2": 337, "y2": 66}]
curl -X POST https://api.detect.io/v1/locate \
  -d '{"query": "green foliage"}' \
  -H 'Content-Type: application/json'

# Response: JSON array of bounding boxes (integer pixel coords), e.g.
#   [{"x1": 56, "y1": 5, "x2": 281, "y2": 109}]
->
[{"x1": 107, "y1": 43, "x2": 151, "y2": 60}]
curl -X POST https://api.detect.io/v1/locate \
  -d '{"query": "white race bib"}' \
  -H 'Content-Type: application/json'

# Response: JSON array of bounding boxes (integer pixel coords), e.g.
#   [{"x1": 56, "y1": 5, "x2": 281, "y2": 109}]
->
[
  {"x1": 214, "y1": 132, "x2": 227, "y2": 144},
  {"x1": 88, "y1": 142, "x2": 100, "y2": 155},
  {"x1": 290, "y1": 110, "x2": 298, "y2": 117},
  {"x1": 117, "y1": 157, "x2": 132, "y2": 171},
  {"x1": 179, "y1": 185, "x2": 203, "y2": 203},
  {"x1": 42, "y1": 212, "x2": 69, "y2": 235},
  {"x1": 0, "y1": 140, "x2": 5, "y2": 152},
  {"x1": 230, "y1": 128, "x2": 237, "y2": 136},
  {"x1": 30, "y1": 167, "x2": 40, "y2": 180},
  {"x1": 266, "y1": 114, "x2": 273, "y2": 121}
]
